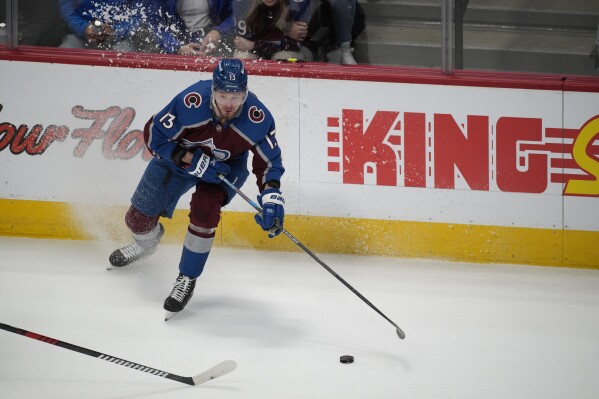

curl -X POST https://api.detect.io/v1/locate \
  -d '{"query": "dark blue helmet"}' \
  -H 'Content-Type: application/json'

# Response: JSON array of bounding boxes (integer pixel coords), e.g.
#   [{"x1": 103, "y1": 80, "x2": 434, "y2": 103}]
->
[{"x1": 212, "y1": 59, "x2": 247, "y2": 93}]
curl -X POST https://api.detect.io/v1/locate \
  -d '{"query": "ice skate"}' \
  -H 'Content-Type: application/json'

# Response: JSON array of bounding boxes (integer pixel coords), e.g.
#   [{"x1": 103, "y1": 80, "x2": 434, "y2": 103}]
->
[
  {"x1": 109, "y1": 223, "x2": 164, "y2": 268},
  {"x1": 164, "y1": 273, "x2": 197, "y2": 321}
]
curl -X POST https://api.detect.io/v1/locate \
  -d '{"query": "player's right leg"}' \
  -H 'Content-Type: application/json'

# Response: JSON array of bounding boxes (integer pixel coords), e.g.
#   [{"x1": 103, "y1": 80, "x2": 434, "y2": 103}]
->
[
  {"x1": 109, "y1": 207, "x2": 163, "y2": 267},
  {"x1": 109, "y1": 158, "x2": 196, "y2": 267}
]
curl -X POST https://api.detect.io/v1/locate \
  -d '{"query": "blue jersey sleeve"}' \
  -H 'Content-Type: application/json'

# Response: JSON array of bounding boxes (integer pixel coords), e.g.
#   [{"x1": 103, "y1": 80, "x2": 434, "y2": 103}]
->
[
  {"x1": 251, "y1": 120, "x2": 285, "y2": 188},
  {"x1": 240, "y1": 94, "x2": 285, "y2": 189},
  {"x1": 146, "y1": 82, "x2": 212, "y2": 160},
  {"x1": 58, "y1": 0, "x2": 91, "y2": 38}
]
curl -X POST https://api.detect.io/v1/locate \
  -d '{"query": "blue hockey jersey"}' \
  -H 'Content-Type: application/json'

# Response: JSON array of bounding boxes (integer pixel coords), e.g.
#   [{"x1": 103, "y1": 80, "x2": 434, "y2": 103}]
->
[{"x1": 143, "y1": 80, "x2": 285, "y2": 190}]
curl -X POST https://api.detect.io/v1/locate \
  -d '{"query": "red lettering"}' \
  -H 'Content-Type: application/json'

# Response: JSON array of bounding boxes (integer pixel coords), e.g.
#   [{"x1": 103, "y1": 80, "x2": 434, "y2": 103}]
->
[
  {"x1": 71, "y1": 105, "x2": 149, "y2": 160},
  {"x1": 496, "y1": 117, "x2": 547, "y2": 193},
  {"x1": 342, "y1": 110, "x2": 400, "y2": 186},
  {"x1": 2, "y1": 106, "x2": 149, "y2": 160},
  {"x1": 11, "y1": 124, "x2": 43, "y2": 154},
  {"x1": 0, "y1": 122, "x2": 16, "y2": 150},
  {"x1": 71, "y1": 106, "x2": 121, "y2": 157},
  {"x1": 101, "y1": 107, "x2": 146, "y2": 160},
  {"x1": 6, "y1": 124, "x2": 68, "y2": 155},
  {"x1": 434, "y1": 114, "x2": 489, "y2": 190},
  {"x1": 404, "y1": 112, "x2": 426, "y2": 187}
]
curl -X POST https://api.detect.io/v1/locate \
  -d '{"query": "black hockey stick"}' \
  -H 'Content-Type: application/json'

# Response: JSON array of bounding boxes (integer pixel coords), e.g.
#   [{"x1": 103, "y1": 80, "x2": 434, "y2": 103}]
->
[
  {"x1": 218, "y1": 175, "x2": 406, "y2": 340},
  {"x1": 0, "y1": 322, "x2": 236, "y2": 385}
]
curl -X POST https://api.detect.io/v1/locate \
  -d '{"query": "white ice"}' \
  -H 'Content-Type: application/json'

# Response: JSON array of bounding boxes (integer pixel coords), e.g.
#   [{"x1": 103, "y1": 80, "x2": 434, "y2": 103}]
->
[{"x1": 1, "y1": 236, "x2": 599, "y2": 399}]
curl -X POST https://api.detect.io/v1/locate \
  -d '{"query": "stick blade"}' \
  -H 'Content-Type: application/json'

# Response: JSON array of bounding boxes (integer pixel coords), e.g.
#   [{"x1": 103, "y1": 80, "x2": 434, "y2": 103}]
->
[
  {"x1": 191, "y1": 360, "x2": 237, "y2": 385},
  {"x1": 396, "y1": 327, "x2": 406, "y2": 340}
]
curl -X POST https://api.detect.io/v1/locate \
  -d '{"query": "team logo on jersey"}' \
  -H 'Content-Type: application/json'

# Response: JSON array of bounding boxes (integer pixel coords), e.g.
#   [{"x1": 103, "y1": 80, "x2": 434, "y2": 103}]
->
[
  {"x1": 184, "y1": 92, "x2": 202, "y2": 109},
  {"x1": 248, "y1": 106, "x2": 265, "y2": 124},
  {"x1": 181, "y1": 137, "x2": 231, "y2": 160}
]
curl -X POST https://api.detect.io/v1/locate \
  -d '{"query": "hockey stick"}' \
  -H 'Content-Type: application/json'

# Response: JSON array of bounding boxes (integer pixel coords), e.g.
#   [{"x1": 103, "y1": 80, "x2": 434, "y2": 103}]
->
[
  {"x1": 0, "y1": 322, "x2": 237, "y2": 385},
  {"x1": 218, "y1": 175, "x2": 406, "y2": 340}
]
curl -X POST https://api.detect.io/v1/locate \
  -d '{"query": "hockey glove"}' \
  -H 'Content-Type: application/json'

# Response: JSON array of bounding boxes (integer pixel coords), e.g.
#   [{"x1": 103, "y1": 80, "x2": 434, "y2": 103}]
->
[
  {"x1": 254, "y1": 188, "x2": 285, "y2": 238},
  {"x1": 187, "y1": 152, "x2": 230, "y2": 184}
]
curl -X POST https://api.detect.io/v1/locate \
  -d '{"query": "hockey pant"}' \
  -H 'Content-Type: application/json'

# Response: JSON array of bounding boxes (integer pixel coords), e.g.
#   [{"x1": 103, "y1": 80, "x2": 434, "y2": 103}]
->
[{"x1": 129, "y1": 156, "x2": 249, "y2": 277}]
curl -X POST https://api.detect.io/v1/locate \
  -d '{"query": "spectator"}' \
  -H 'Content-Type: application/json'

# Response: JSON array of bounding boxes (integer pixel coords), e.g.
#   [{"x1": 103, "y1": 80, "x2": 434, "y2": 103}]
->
[
  {"x1": 326, "y1": 0, "x2": 358, "y2": 64},
  {"x1": 233, "y1": 0, "x2": 312, "y2": 61},
  {"x1": 0, "y1": 0, "x2": 67, "y2": 47},
  {"x1": 58, "y1": 0, "x2": 145, "y2": 51},
  {"x1": 0, "y1": 8, "x2": 6, "y2": 44},
  {"x1": 144, "y1": 0, "x2": 235, "y2": 56}
]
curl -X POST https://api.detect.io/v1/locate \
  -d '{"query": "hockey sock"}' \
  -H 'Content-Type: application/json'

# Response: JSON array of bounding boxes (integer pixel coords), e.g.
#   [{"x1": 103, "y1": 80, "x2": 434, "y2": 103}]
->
[{"x1": 178, "y1": 231, "x2": 213, "y2": 278}]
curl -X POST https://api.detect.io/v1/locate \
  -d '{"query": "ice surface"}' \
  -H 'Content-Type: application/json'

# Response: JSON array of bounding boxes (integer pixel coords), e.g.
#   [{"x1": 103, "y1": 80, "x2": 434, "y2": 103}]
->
[{"x1": 1, "y1": 236, "x2": 599, "y2": 398}]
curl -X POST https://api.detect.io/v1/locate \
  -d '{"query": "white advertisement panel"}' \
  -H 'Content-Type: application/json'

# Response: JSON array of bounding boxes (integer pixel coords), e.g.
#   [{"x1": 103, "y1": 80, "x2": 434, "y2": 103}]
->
[
  {"x1": 299, "y1": 78, "x2": 578, "y2": 229},
  {"x1": 1, "y1": 60, "x2": 598, "y2": 232},
  {"x1": 0, "y1": 61, "x2": 301, "y2": 213},
  {"x1": 563, "y1": 91, "x2": 599, "y2": 231}
]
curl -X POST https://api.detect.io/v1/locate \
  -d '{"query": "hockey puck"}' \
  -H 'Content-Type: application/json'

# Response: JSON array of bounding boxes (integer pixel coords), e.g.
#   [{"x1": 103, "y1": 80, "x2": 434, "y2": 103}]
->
[{"x1": 340, "y1": 355, "x2": 354, "y2": 364}]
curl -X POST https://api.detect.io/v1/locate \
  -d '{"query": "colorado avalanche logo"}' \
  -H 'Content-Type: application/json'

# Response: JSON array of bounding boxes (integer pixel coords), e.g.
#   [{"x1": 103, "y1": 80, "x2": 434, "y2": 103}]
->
[
  {"x1": 181, "y1": 137, "x2": 231, "y2": 160},
  {"x1": 248, "y1": 106, "x2": 265, "y2": 124},
  {"x1": 184, "y1": 92, "x2": 202, "y2": 109}
]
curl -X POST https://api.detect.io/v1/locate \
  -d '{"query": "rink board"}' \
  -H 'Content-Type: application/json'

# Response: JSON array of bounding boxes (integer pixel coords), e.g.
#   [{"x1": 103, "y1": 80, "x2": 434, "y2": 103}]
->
[
  {"x1": 1, "y1": 198, "x2": 597, "y2": 269},
  {"x1": 0, "y1": 59, "x2": 598, "y2": 268}
]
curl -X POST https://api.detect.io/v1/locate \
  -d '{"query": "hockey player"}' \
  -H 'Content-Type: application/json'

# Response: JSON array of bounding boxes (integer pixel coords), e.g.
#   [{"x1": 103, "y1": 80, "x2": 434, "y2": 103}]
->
[{"x1": 109, "y1": 59, "x2": 285, "y2": 320}]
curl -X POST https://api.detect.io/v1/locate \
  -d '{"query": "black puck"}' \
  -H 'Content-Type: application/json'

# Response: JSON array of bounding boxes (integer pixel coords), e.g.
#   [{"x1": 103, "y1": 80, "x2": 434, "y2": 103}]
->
[{"x1": 340, "y1": 355, "x2": 354, "y2": 364}]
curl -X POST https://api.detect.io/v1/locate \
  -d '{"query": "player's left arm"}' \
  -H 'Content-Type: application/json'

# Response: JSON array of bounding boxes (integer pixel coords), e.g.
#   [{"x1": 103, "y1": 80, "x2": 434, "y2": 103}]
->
[
  {"x1": 251, "y1": 124, "x2": 285, "y2": 190},
  {"x1": 251, "y1": 121, "x2": 286, "y2": 237}
]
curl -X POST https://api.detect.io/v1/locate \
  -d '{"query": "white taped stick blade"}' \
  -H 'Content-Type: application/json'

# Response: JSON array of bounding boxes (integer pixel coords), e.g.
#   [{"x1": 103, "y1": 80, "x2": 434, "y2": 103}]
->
[{"x1": 191, "y1": 360, "x2": 237, "y2": 385}]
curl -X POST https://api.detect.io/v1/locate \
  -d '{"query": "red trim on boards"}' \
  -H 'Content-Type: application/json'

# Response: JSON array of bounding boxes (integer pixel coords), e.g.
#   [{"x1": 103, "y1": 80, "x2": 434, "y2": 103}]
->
[{"x1": 1, "y1": 45, "x2": 599, "y2": 92}]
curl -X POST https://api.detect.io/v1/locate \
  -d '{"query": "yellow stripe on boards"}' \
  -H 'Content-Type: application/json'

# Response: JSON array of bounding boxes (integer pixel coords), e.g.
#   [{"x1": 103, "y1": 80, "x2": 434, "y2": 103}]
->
[
  {"x1": 0, "y1": 199, "x2": 89, "y2": 240},
  {"x1": 0, "y1": 199, "x2": 597, "y2": 269},
  {"x1": 563, "y1": 230, "x2": 599, "y2": 269}
]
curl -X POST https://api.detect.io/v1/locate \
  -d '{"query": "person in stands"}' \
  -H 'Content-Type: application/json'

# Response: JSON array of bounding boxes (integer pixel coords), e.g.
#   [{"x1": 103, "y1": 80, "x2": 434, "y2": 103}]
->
[
  {"x1": 58, "y1": 0, "x2": 145, "y2": 51},
  {"x1": 2, "y1": 0, "x2": 68, "y2": 47},
  {"x1": 233, "y1": 0, "x2": 312, "y2": 61},
  {"x1": 143, "y1": 0, "x2": 236, "y2": 56},
  {"x1": 326, "y1": 0, "x2": 358, "y2": 64}
]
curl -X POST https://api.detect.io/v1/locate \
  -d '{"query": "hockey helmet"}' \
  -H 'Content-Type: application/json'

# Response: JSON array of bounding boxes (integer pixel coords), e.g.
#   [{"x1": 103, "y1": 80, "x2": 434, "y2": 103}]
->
[{"x1": 212, "y1": 59, "x2": 247, "y2": 93}]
